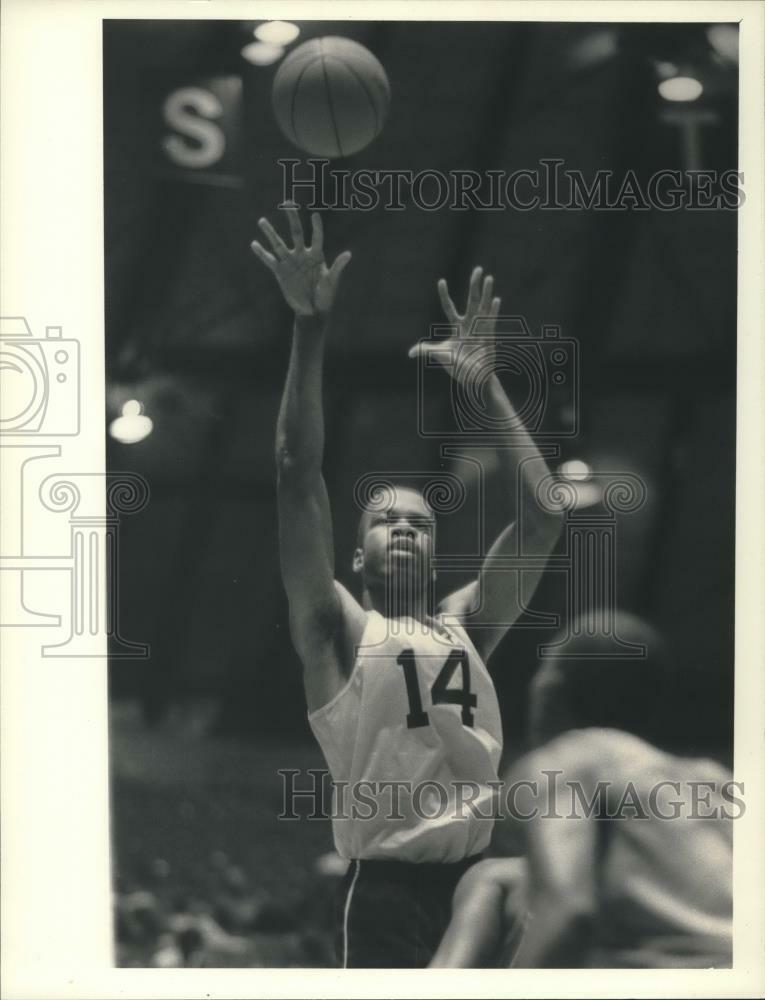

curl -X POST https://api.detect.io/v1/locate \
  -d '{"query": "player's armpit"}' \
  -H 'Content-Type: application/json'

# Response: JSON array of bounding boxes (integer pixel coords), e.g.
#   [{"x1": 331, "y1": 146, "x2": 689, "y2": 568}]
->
[
  {"x1": 289, "y1": 603, "x2": 346, "y2": 713},
  {"x1": 437, "y1": 578, "x2": 479, "y2": 620},
  {"x1": 292, "y1": 586, "x2": 366, "y2": 713},
  {"x1": 287, "y1": 583, "x2": 365, "y2": 713},
  {"x1": 333, "y1": 579, "x2": 367, "y2": 661}
]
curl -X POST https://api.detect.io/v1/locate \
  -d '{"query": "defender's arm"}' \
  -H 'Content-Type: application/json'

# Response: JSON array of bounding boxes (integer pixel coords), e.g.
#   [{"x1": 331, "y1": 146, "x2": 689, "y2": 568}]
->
[{"x1": 495, "y1": 746, "x2": 598, "y2": 967}]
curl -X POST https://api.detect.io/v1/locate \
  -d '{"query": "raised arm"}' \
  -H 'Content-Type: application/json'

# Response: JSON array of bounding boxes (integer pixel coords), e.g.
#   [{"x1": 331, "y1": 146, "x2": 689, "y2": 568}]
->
[
  {"x1": 252, "y1": 206, "x2": 364, "y2": 711},
  {"x1": 410, "y1": 268, "x2": 563, "y2": 661}
]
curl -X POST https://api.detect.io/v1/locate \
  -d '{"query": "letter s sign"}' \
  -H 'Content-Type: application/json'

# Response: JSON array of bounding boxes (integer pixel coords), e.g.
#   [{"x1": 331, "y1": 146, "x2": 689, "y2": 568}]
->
[{"x1": 161, "y1": 87, "x2": 225, "y2": 169}]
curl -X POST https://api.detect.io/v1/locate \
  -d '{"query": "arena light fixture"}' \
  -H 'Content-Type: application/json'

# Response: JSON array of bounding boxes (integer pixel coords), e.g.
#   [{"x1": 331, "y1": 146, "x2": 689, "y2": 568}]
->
[
  {"x1": 109, "y1": 399, "x2": 153, "y2": 445},
  {"x1": 658, "y1": 76, "x2": 704, "y2": 102},
  {"x1": 254, "y1": 21, "x2": 300, "y2": 46},
  {"x1": 555, "y1": 459, "x2": 601, "y2": 509},
  {"x1": 559, "y1": 459, "x2": 593, "y2": 482},
  {"x1": 241, "y1": 41, "x2": 285, "y2": 66}
]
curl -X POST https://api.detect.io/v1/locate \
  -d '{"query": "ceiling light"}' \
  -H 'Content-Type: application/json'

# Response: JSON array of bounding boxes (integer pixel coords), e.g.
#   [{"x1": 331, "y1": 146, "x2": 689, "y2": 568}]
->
[
  {"x1": 109, "y1": 399, "x2": 153, "y2": 444},
  {"x1": 658, "y1": 76, "x2": 704, "y2": 102},
  {"x1": 559, "y1": 459, "x2": 593, "y2": 482},
  {"x1": 241, "y1": 41, "x2": 284, "y2": 66},
  {"x1": 254, "y1": 21, "x2": 300, "y2": 46}
]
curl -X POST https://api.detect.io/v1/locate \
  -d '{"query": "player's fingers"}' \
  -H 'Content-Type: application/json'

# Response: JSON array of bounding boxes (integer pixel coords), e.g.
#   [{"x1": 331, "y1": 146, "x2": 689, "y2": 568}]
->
[
  {"x1": 478, "y1": 274, "x2": 494, "y2": 317},
  {"x1": 408, "y1": 341, "x2": 442, "y2": 364},
  {"x1": 437, "y1": 279, "x2": 459, "y2": 323},
  {"x1": 250, "y1": 241, "x2": 277, "y2": 271},
  {"x1": 310, "y1": 212, "x2": 324, "y2": 254},
  {"x1": 284, "y1": 203, "x2": 305, "y2": 249},
  {"x1": 327, "y1": 250, "x2": 352, "y2": 283},
  {"x1": 490, "y1": 296, "x2": 501, "y2": 318},
  {"x1": 258, "y1": 217, "x2": 289, "y2": 258},
  {"x1": 466, "y1": 266, "x2": 483, "y2": 314}
]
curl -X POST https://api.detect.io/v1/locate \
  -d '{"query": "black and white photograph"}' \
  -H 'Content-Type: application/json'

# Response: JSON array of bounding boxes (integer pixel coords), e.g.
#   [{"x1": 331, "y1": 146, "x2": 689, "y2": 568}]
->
[{"x1": 2, "y1": 2, "x2": 765, "y2": 996}]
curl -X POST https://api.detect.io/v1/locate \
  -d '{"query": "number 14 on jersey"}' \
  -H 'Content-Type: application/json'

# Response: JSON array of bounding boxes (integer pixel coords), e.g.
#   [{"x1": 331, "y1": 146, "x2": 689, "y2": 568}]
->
[{"x1": 397, "y1": 648, "x2": 477, "y2": 729}]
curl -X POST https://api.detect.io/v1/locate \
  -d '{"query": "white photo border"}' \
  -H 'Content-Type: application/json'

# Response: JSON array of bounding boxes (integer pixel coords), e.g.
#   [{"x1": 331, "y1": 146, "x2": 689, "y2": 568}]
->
[{"x1": 1, "y1": 1, "x2": 763, "y2": 997}]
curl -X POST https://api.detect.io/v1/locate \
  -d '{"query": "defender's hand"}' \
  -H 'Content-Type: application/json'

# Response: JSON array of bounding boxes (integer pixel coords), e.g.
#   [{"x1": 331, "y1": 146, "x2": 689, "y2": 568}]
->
[
  {"x1": 408, "y1": 267, "x2": 501, "y2": 383},
  {"x1": 251, "y1": 204, "x2": 351, "y2": 318}
]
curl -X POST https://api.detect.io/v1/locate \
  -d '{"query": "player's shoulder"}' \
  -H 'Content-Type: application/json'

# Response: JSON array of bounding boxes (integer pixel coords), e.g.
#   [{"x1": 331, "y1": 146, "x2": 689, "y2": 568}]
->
[{"x1": 527, "y1": 727, "x2": 659, "y2": 777}]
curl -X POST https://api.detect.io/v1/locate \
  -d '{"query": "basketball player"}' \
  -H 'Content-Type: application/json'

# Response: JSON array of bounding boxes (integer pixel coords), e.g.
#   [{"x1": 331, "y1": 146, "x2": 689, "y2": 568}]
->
[
  {"x1": 430, "y1": 612, "x2": 734, "y2": 968},
  {"x1": 251, "y1": 205, "x2": 562, "y2": 967}
]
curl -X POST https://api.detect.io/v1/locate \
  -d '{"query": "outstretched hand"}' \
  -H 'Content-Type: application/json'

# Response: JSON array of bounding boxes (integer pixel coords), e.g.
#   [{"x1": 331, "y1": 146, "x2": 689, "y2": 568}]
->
[
  {"x1": 251, "y1": 204, "x2": 351, "y2": 318},
  {"x1": 409, "y1": 267, "x2": 501, "y2": 381}
]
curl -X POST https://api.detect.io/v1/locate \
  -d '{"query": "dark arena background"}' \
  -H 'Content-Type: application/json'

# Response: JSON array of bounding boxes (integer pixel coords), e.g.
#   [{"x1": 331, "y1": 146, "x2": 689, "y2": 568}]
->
[{"x1": 105, "y1": 20, "x2": 738, "y2": 967}]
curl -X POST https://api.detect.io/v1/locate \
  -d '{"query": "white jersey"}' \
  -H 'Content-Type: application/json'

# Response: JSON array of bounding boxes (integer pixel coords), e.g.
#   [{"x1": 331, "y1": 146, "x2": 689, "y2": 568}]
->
[{"x1": 308, "y1": 609, "x2": 503, "y2": 862}]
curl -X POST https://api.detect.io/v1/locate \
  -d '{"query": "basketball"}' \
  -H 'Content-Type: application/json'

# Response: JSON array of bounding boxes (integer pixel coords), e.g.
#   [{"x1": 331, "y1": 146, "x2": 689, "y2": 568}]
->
[{"x1": 272, "y1": 36, "x2": 390, "y2": 158}]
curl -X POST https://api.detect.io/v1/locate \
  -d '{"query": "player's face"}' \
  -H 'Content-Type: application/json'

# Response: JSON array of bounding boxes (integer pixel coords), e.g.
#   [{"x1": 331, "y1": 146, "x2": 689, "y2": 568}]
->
[{"x1": 354, "y1": 490, "x2": 435, "y2": 588}]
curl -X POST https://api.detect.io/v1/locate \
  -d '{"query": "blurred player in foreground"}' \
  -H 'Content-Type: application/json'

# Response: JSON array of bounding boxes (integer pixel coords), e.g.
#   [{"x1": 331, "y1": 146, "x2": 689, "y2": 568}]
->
[
  {"x1": 251, "y1": 205, "x2": 562, "y2": 967},
  {"x1": 430, "y1": 612, "x2": 734, "y2": 968}
]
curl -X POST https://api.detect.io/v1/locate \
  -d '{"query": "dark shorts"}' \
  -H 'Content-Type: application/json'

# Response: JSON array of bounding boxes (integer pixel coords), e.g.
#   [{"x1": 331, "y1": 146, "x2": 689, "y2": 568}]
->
[{"x1": 335, "y1": 855, "x2": 481, "y2": 968}]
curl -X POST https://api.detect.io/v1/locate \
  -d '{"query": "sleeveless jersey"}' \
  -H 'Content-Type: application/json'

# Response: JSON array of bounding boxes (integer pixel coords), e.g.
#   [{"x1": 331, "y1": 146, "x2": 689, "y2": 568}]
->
[{"x1": 308, "y1": 610, "x2": 503, "y2": 863}]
